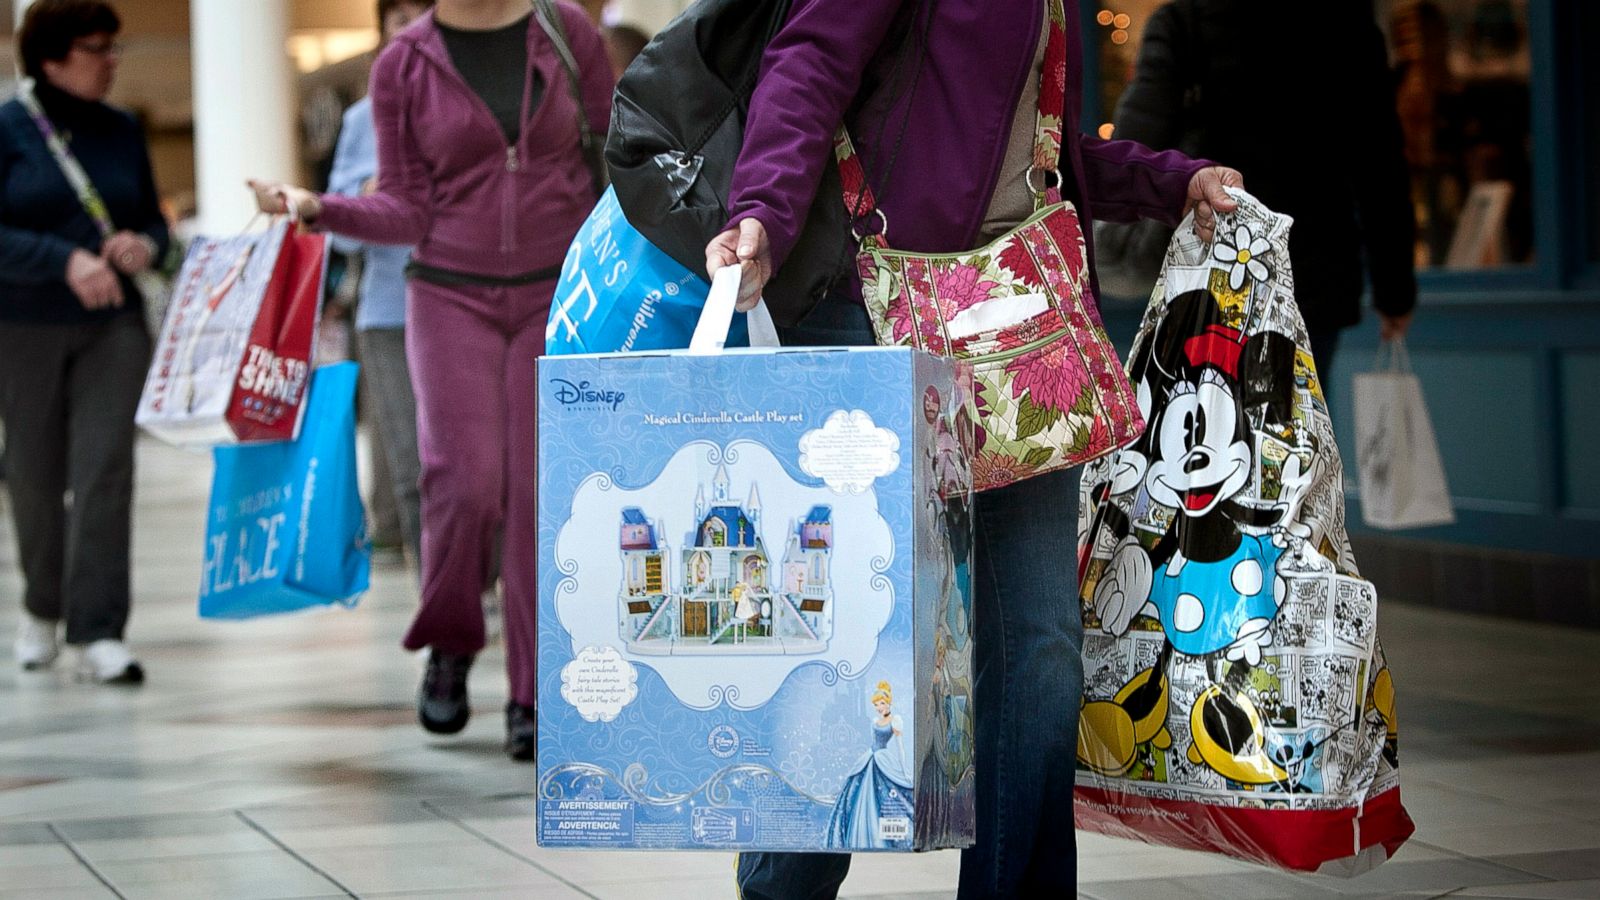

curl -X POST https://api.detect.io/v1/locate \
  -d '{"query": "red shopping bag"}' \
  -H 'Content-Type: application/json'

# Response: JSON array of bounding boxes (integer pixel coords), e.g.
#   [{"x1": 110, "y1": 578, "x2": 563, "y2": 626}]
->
[{"x1": 137, "y1": 221, "x2": 326, "y2": 446}]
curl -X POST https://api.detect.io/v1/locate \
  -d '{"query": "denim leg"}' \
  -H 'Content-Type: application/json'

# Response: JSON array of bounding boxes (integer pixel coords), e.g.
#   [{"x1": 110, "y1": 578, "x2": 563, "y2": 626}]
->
[
  {"x1": 735, "y1": 293, "x2": 871, "y2": 900},
  {"x1": 734, "y1": 851, "x2": 852, "y2": 900},
  {"x1": 741, "y1": 296, "x2": 1085, "y2": 897},
  {"x1": 775, "y1": 293, "x2": 877, "y2": 349},
  {"x1": 360, "y1": 357, "x2": 403, "y2": 548},
  {"x1": 358, "y1": 327, "x2": 423, "y2": 565},
  {"x1": 959, "y1": 467, "x2": 1083, "y2": 899}
]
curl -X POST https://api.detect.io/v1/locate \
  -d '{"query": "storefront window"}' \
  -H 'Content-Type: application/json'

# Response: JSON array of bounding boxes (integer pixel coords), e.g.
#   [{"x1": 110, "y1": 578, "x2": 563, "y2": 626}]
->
[
  {"x1": 1092, "y1": 0, "x2": 1535, "y2": 271},
  {"x1": 1379, "y1": 0, "x2": 1533, "y2": 269}
]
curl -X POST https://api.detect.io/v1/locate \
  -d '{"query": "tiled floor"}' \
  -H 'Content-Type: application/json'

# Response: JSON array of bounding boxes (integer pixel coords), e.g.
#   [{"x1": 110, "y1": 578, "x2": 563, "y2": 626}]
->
[{"x1": 2, "y1": 437, "x2": 1598, "y2": 899}]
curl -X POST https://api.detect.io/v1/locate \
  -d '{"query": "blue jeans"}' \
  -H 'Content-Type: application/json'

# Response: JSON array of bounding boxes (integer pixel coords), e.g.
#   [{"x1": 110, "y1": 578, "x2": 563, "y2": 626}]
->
[{"x1": 736, "y1": 296, "x2": 1085, "y2": 899}]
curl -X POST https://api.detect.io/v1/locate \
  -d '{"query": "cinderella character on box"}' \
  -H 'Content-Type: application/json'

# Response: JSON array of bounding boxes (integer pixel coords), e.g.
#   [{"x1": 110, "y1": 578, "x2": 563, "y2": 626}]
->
[{"x1": 826, "y1": 681, "x2": 914, "y2": 849}]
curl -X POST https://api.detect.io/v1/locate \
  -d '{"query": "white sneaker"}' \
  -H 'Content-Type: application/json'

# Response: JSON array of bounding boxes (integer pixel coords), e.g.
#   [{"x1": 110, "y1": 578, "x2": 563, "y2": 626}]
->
[
  {"x1": 14, "y1": 615, "x2": 59, "y2": 670},
  {"x1": 77, "y1": 639, "x2": 145, "y2": 685}
]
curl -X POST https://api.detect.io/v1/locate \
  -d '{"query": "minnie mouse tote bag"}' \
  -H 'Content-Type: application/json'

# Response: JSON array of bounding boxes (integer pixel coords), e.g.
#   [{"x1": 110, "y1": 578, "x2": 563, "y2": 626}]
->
[{"x1": 1073, "y1": 189, "x2": 1414, "y2": 875}]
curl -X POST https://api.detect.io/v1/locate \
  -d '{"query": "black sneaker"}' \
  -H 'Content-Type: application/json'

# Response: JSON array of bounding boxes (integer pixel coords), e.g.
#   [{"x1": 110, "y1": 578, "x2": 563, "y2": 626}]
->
[
  {"x1": 418, "y1": 651, "x2": 473, "y2": 734},
  {"x1": 505, "y1": 701, "x2": 536, "y2": 761}
]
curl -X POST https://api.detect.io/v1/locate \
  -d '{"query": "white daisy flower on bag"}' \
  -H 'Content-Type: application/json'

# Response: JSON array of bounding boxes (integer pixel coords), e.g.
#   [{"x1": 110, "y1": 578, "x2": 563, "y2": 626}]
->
[{"x1": 1212, "y1": 224, "x2": 1274, "y2": 290}]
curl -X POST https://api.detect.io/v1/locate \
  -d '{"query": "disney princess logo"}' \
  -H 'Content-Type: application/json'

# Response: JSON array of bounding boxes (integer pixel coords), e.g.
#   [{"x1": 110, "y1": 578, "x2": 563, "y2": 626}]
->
[
  {"x1": 552, "y1": 378, "x2": 626, "y2": 411},
  {"x1": 707, "y1": 724, "x2": 740, "y2": 759}
]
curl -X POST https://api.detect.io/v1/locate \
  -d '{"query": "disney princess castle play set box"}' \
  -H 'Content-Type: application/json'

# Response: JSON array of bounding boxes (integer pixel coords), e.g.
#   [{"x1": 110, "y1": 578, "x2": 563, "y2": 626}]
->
[{"x1": 537, "y1": 346, "x2": 976, "y2": 851}]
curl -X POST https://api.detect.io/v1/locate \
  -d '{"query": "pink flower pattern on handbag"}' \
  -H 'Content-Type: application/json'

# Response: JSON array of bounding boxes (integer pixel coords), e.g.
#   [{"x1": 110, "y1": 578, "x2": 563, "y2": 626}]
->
[
  {"x1": 931, "y1": 263, "x2": 999, "y2": 319},
  {"x1": 850, "y1": 194, "x2": 1144, "y2": 490},
  {"x1": 970, "y1": 452, "x2": 1033, "y2": 493},
  {"x1": 1002, "y1": 333, "x2": 1093, "y2": 415},
  {"x1": 998, "y1": 240, "x2": 1043, "y2": 284}
]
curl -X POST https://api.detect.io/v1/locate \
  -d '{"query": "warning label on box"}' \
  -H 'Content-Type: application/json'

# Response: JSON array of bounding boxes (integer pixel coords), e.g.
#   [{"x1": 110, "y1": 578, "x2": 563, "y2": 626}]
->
[
  {"x1": 691, "y1": 806, "x2": 755, "y2": 845},
  {"x1": 540, "y1": 800, "x2": 635, "y2": 846}
]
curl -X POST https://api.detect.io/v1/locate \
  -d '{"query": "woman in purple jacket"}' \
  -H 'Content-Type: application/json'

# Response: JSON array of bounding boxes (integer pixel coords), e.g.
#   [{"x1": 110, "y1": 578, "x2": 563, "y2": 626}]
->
[
  {"x1": 250, "y1": 0, "x2": 611, "y2": 761},
  {"x1": 706, "y1": 1, "x2": 1241, "y2": 896}
]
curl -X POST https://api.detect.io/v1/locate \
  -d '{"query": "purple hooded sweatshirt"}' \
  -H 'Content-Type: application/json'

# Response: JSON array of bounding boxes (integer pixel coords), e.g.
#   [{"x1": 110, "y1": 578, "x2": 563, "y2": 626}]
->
[
  {"x1": 725, "y1": 0, "x2": 1212, "y2": 296},
  {"x1": 318, "y1": 4, "x2": 612, "y2": 292}
]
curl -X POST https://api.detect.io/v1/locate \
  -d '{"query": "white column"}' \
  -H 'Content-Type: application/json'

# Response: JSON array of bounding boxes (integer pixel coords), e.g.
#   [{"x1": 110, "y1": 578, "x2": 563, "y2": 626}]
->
[
  {"x1": 189, "y1": 0, "x2": 296, "y2": 233},
  {"x1": 14, "y1": 0, "x2": 36, "y2": 29}
]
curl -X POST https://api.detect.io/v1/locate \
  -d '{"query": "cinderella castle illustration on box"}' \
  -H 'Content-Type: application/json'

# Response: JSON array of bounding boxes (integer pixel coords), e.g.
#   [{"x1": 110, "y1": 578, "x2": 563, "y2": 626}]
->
[{"x1": 618, "y1": 464, "x2": 835, "y2": 655}]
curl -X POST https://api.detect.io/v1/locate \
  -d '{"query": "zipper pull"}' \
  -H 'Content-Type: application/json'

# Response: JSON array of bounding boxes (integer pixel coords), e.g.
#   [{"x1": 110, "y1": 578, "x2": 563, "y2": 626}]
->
[{"x1": 505, "y1": 147, "x2": 520, "y2": 172}]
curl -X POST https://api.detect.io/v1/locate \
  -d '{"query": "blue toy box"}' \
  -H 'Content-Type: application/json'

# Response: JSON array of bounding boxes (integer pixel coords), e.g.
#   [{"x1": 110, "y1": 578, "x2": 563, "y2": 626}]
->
[{"x1": 537, "y1": 347, "x2": 976, "y2": 851}]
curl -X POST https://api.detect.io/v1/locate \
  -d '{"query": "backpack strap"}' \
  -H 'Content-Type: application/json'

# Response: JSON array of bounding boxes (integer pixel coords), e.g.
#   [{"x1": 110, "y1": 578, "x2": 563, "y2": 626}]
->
[{"x1": 533, "y1": 0, "x2": 608, "y2": 195}]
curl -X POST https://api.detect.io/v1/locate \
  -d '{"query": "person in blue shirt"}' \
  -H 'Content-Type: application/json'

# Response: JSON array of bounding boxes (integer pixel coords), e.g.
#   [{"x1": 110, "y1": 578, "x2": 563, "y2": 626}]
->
[{"x1": 326, "y1": 0, "x2": 433, "y2": 568}]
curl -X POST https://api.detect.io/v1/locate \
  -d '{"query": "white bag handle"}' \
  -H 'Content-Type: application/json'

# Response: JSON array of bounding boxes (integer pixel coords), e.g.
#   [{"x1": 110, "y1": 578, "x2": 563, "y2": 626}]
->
[
  {"x1": 689, "y1": 265, "x2": 781, "y2": 353},
  {"x1": 1374, "y1": 336, "x2": 1412, "y2": 374},
  {"x1": 747, "y1": 297, "x2": 781, "y2": 347}
]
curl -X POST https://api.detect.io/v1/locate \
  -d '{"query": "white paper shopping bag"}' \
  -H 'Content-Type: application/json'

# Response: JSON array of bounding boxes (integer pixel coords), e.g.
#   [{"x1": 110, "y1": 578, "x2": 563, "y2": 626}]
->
[{"x1": 1354, "y1": 340, "x2": 1455, "y2": 530}]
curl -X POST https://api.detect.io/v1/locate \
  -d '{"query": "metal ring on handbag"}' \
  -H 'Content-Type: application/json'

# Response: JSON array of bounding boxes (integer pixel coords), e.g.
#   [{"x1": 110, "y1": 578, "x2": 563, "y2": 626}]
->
[
  {"x1": 851, "y1": 208, "x2": 889, "y2": 244},
  {"x1": 1025, "y1": 165, "x2": 1059, "y2": 198}
]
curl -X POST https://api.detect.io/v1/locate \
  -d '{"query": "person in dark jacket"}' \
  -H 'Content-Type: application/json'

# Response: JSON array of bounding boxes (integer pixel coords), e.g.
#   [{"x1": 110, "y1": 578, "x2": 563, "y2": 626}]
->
[
  {"x1": 707, "y1": 0, "x2": 1240, "y2": 896},
  {"x1": 0, "y1": 0, "x2": 169, "y2": 684},
  {"x1": 1112, "y1": 0, "x2": 1418, "y2": 371}
]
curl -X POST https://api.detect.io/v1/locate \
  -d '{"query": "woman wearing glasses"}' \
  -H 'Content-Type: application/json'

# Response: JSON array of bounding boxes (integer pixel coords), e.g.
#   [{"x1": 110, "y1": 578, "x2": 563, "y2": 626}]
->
[{"x1": 0, "y1": 0, "x2": 168, "y2": 684}]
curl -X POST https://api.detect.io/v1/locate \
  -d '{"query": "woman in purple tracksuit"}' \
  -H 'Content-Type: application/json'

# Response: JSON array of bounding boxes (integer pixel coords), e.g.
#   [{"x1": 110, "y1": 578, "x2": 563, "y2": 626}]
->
[
  {"x1": 251, "y1": 0, "x2": 611, "y2": 761},
  {"x1": 705, "y1": 0, "x2": 1242, "y2": 896}
]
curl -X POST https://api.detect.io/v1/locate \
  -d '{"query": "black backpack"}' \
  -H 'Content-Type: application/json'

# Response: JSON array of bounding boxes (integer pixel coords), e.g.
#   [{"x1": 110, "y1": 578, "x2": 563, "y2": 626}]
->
[{"x1": 604, "y1": 0, "x2": 855, "y2": 327}]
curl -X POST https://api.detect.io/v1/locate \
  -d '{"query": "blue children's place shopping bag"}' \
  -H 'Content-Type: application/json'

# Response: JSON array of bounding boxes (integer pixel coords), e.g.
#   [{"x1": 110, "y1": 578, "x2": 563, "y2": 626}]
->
[
  {"x1": 200, "y1": 362, "x2": 370, "y2": 618},
  {"x1": 545, "y1": 186, "x2": 755, "y2": 354}
]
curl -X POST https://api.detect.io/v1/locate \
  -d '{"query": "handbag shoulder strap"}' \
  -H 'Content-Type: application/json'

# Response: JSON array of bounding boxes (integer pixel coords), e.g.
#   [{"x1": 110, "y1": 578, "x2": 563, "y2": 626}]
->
[
  {"x1": 836, "y1": 0, "x2": 1068, "y2": 248},
  {"x1": 1029, "y1": 0, "x2": 1069, "y2": 186},
  {"x1": 16, "y1": 79, "x2": 115, "y2": 238},
  {"x1": 532, "y1": 0, "x2": 605, "y2": 192}
]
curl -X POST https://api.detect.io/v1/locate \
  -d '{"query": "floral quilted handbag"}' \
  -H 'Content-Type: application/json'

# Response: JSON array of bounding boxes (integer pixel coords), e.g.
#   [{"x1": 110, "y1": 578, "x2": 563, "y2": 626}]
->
[{"x1": 840, "y1": 0, "x2": 1142, "y2": 491}]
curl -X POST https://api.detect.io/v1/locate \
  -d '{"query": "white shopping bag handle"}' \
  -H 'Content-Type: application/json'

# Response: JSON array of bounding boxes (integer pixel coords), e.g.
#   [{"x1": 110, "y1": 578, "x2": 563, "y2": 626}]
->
[
  {"x1": 1374, "y1": 336, "x2": 1412, "y2": 374},
  {"x1": 746, "y1": 296, "x2": 780, "y2": 347},
  {"x1": 689, "y1": 265, "x2": 781, "y2": 353}
]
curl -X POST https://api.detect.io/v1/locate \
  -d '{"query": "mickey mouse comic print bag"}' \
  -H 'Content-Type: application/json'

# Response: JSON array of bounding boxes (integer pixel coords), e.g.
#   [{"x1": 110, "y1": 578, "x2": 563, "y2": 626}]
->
[{"x1": 1073, "y1": 189, "x2": 1414, "y2": 875}]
